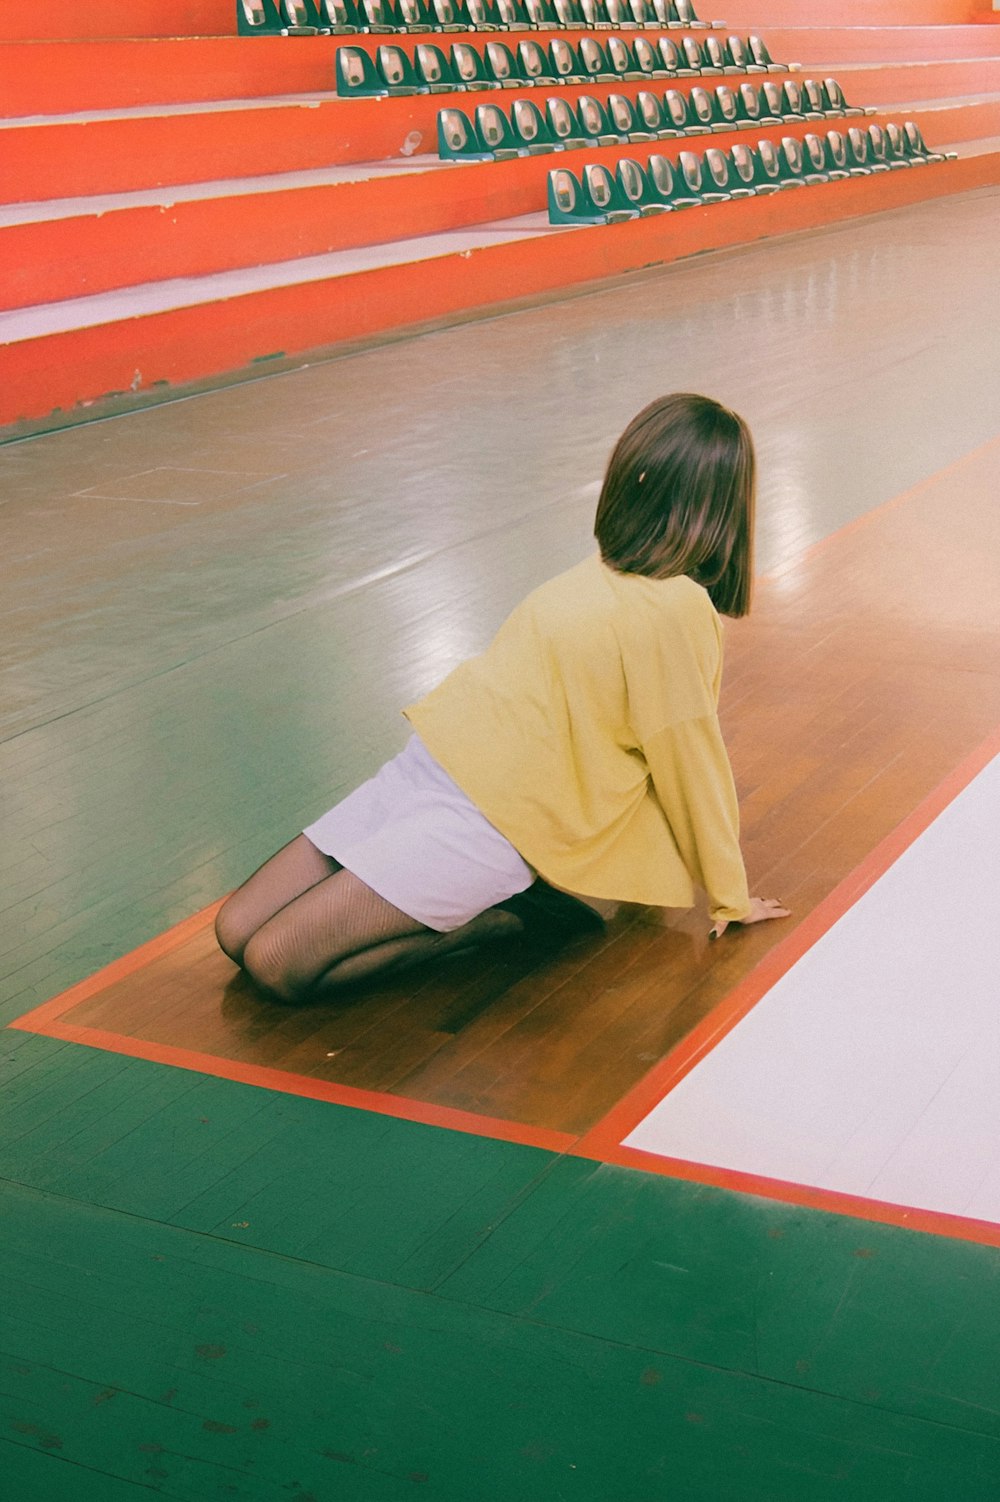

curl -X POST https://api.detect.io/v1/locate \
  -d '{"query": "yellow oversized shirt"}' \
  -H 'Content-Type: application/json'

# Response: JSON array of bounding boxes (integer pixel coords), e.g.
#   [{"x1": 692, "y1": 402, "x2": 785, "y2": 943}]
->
[{"x1": 404, "y1": 554, "x2": 751, "y2": 923}]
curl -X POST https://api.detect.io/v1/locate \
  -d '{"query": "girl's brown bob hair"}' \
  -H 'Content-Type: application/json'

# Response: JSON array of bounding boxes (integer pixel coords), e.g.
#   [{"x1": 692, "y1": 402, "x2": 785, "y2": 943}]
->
[{"x1": 594, "y1": 392, "x2": 756, "y2": 617}]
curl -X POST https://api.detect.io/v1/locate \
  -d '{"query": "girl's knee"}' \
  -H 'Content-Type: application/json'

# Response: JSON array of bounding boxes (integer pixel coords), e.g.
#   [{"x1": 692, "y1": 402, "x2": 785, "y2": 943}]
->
[
  {"x1": 214, "y1": 895, "x2": 257, "y2": 966},
  {"x1": 241, "y1": 928, "x2": 310, "y2": 1004}
]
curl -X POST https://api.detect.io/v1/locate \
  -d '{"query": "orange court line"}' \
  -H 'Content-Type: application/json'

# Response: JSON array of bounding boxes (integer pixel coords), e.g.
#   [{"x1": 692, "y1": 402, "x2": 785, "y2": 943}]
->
[
  {"x1": 10, "y1": 1016, "x2": 577, "y2": 1155},
  {"x1": 587, "y1": 1143, "x2": 1000, "y2": 1252}
]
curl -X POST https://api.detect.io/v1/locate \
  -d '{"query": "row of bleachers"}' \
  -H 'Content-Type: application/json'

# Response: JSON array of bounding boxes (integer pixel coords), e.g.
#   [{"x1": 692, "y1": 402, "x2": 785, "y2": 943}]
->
[
  {"x1": 547, "y1": 122, "x2": 955, "y2": 221},
  {"x1": 437, "y1": 79, "x2": 868, "y2": 158},
  {"x1": 239, "y1": 0, "x2": 712, "y2": 36},
  {"x1": 336, "y1": 33, "x2": 793, "y2": 96}
]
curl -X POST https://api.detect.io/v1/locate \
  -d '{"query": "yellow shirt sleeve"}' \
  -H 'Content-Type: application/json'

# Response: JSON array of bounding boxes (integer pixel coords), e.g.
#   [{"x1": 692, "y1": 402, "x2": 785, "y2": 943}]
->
[{"x1": 642, "y1": 716, "x2": 751, "y2": 924}]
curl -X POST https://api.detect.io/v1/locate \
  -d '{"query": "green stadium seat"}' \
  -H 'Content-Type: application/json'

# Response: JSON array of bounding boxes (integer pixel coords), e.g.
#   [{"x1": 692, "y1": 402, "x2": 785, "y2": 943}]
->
[
  {"x1": 847, "y1": 124, "x2": 889, "y2": 172},
  {"x1": 437, "y1": 107, "x2": 490, "y2": 156},
  {"x1": 336, "y1": 46, "x2": 388, "y2": 95},
  {"x1": 802, "y1": 131, "x2": 834, "y2": 179},
  {"x1": 525, "y1": 0, "x2": 560, "y2": 26},
  {"x1": 416, "y1": 41, "x2": 462, "y2": 88},
  {"x1": 698, "y1": 146, "x2": 736, "y2": 198},
  {"x1": 842, "y1": 127, "x2": 873, "y2": 173},
  {"x1": 494, "y1": 0, "x2": 530, "y2": 22},
  {"x1": 736, "y1": 82, "x2": 769, "y2": 128},
  {"x1": 317, "y1": 0, "x2": 363, "y2": 31},
  {"x1": 748, "y1": 35, "x2": 786, "y2": 73},
  {"x1": 631, "y1": 35, "x2": 668, "y2": 78},
  {"x1": 902, "y1": 120, "x2": 950, "y2": 162},
  {"x1": 578, "y1": 38, "x2": 614, "y2": 82},
  {"x1": 483, "y1": 41, "x2": 522, "y2": 85},
  {"x1": 359, "y1": 0, "x2": 398, "y2": 30},
  {"x1": 396, "y1": 0, "x2": 435, "y2": 26},
  {"x1": 376, "y1": 44, "x2": 422, "y2": 92},
  {"x1": 511, "y1": 98, "x2": 558, "y2": 151},
  {"x1": 726, "y1": 35, "x2": 763, "y2": 73},
  {"x1": 548, "y1": 38, "x2": 585, "y2": 82},
  {"x1": 800, "y1": 78, "x2": 832, "y2": 118},
  {"x1": 278, "y1": 0, "x2": 326, "y2": 31},
  {"x1": 823, "y1": 79, "x2": 865, "y2": 117},
  {"x1": 816, "y1": 130, "x2": 850, "y2": 179},
  {"x1": 783, "y1": 80, "x2": 822, "y2": 121},
  {"x1": 688, "y1": 86, "x2": 721, "y2": 132},
  {"x1": 464, "y1": 0, "x2": 499, "y2": 25},
  {"x1": 606, "y1": 37, "x2": 644, "y2": 81},
  {"x1": 760, "y1": 80, "x2": 789, "y2": 121},
  {"x1": 775, "y1": 135, "x2": 808, "y2": 185},
  {"x1": 553, "y1": 0, "x2": 587, "y2": 25},
  {"x1": 546, "y1": 96, "x2": 590, "y2": 147},
  {"x1": 728, "y1": 141, "x2": 759, "y2": 192},
  {"x1": 786, "y1": 133, "x2": 826, "y2": 184},
  {"x1": 576, "y1": 94, "x2": 622, "y2": 144},
  {"x1": 680, "y1": 37, "x2": 704, "y2": 73},
  {"x1": 713, "y1": 85, "x2": 741, "y2": 131},
  {"x1": 700, "y1": 36, "x2": 728, "y2": 76},
  {"x1": 752, "y1": 138, "x2": 786, "y2": 191},
  {"x1": 451, "y1": 42, "x2": 498, "y2": 86},
  {"x1": 580, "y1": 0, "x2": 612, "y2": 27},
  {"x1": 430, "y1": 0, "x2": 467, "y2": 27},
  {"x1": 633, "y1": 90, "x2": 672, "y2": 137},
  {"x1": 606, "y1": 93, "x2": 656, "y2": 141},
  {"x1": 518, "y1": 39, "x2": 558, "y2": 83},
  {"x1": 475, "y1": 101, "x2": 522, "y2": 156},
  {"x1": 662, "y1": 88, "x2": 699, "y2": 135},
  {"x1": 656, "y1": 38, "x2": 684, "y2": 77},
  {"x1": 679, "y1": 149, "x2": 728, "y2": 202},
  {"x1": 627, "y1": 0, "x2": 659, "y2": 26},
  {"x1": 614, "y1": 158, "x2": 664, "y2": 214}
]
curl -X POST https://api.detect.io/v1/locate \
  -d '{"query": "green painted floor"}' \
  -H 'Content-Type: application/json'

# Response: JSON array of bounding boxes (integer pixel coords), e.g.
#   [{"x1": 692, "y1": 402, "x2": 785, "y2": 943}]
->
[{"x1": 4, "y1": 187, "x2": 1000, "y2": 1498}]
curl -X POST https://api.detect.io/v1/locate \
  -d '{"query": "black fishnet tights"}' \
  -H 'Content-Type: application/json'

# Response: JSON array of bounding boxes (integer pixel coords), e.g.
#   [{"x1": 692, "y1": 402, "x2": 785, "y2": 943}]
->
[{"x1": 215, "y1": 834, "x2": 520, "y2": 1002}]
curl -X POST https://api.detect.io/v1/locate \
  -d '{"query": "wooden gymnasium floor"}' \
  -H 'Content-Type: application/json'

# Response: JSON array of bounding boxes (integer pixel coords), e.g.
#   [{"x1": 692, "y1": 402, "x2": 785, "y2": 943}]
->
[{"x1": 4, "y1": 185, "x2": 1000, "y2": 1499}]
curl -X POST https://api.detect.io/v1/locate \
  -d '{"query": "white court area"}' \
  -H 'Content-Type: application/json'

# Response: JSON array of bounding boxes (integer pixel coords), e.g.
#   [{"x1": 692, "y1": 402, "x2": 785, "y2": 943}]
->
[{"x1": 625, "y1": 753, "x2": 1000, "y2": 1224}]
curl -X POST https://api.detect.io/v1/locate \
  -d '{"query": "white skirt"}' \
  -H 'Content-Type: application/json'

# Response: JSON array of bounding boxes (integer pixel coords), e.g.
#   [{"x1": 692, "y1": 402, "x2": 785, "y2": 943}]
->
[{"x1": 303, "y1": 735, "x2": 535, "y2": 932}]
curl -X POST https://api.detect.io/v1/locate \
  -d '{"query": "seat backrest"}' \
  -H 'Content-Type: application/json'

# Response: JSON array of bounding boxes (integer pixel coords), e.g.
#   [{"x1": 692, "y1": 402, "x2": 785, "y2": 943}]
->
[
  {"x1": 803, "y1": 133, "x2": 827, "y2": 172},
  {"x1": 739, "y1": 83, "x2": 762, "y2": 120},
  {"x1": 512, "y1": 98, "x2": 550, "y2": 145},
  {"x1": 635, "y1": 90, "x2": 664, "y2": 132},
  {"x1": 658, "y1": 38, "x2": 681, "y2": 74},
  {"x1": 607, "y1": 94, "x2": 637, "y2": 135},
  {"x1": 715, "y1": 85, "x2": 739, "y2": 126},
  {"x1": 549, "y1": 39, "x2": 579, "y2": 78},
  {"x1": 704, "y1": 148, "x2": 731, "y2": 191},
  {"x1": 678, "y1": 151, "x2": 704, "y2": 191},
  {"x1": 689, "y1": 87, "x2": 715, "y2": 127},
  {"x1": 731, "y1": 143, "x2": 755, "y2": 186},
  {"x1": 578, "y1": 38, "x2": 610, "y2": 78},
  {"x1": 663, "y1": 89, "x2": 690, "y2": 130}
]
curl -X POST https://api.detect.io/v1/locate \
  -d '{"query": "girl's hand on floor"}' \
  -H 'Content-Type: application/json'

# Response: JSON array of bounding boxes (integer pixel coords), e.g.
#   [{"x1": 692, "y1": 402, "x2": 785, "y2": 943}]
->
[{"x1": 709, "y1": 896, "x2": 790, "y2": 941}]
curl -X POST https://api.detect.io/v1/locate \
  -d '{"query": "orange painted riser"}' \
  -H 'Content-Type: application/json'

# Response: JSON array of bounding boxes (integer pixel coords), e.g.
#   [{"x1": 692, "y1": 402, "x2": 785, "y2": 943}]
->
[
  {"x1": 5, "y1": 29, "x2": 1000, "y2": 117},
  {"x1": 5, "y1": 100, "x2": 996, "y2": 313},
  {"x1": 721, "y1": 0, "x2": 991, "y2": 24},
  {"x1": 0, "y1": 30, "x2": 701, "y2": 115},
  {"x1": 3, "y1": 153, "x2": 997, "y2": 430},
  {"x1": 772, "y1": 24, "x2": 1000, "y2": 64},
  {"x1": 2, "y1": 63, "x2": 990, "y2": 205},
  {"x1": 0, "y1": 0, "x2": 235, "y2": 41}
]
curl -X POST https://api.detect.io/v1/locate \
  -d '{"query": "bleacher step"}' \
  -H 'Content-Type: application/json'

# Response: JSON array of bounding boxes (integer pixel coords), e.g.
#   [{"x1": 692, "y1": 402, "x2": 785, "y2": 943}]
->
[{"x1": 3, "y1": 140, "x2": 998, "y2": 433}]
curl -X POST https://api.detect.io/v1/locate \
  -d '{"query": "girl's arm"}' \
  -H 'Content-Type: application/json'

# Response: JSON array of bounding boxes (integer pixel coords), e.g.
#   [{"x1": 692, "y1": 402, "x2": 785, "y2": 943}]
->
[{"x1": 643, "y1": 717, "x2": 790, "y2": 937}]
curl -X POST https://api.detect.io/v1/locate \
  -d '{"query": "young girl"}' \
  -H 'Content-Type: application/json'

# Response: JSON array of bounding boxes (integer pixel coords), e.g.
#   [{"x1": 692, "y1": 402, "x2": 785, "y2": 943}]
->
[{"x1": 216, "y1": 393, "x2": 788, "y2": 1002}]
